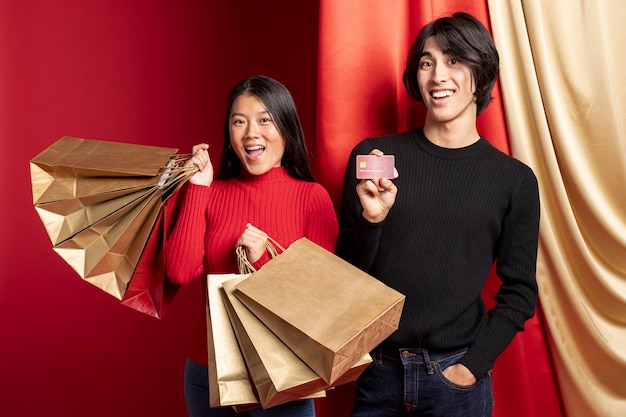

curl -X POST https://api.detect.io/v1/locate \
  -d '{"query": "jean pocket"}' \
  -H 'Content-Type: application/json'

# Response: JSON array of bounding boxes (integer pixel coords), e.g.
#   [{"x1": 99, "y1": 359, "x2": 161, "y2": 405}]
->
[
  {"x1": 429, "y1": 366, "x2": 494, "y2": 416},
  {"x1": 433, "y1": 352, "x2": 478, "y2": 390}
]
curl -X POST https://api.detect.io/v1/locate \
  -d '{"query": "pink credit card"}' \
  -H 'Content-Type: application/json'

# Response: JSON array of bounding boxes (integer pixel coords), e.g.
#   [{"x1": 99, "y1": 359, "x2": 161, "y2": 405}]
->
[{"x1": 356, "y1": 155, "x2": 395, "y2": 179}]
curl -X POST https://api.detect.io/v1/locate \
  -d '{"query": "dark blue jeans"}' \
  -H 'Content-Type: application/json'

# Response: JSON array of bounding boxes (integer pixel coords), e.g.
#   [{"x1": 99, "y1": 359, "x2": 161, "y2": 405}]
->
[
  {"x1": 184, "y1": 358, "x2": 316, "y2": 417},
  {"x1": 351, "y1": 347, "x2": 493, "y2": 417}
]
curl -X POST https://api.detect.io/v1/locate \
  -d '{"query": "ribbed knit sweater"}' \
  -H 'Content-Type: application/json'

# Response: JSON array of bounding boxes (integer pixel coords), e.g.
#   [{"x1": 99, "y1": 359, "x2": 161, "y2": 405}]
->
[
  {"x1": 336, "y1": 127, "x2": 540, "y2": 379},
  {"x1": 165, "y1": 167, "x2": 338, "y2": 365}
]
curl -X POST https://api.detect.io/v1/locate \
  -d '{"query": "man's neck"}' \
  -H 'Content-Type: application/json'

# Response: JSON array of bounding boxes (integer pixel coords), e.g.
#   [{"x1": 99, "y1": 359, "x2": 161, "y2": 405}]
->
[{"x1": 423, "y1": 117, "x2": 480, "y2": 149}]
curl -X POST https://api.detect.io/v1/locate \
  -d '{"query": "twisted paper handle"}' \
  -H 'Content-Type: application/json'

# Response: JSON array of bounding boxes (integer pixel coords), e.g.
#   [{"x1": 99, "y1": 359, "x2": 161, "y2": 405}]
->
[
  {"x1": 236, "y1": 237, "x2": 285, "y2": 274},
  {"x1": 156, "y1": 153, "x2": 198, "y2": 199}
]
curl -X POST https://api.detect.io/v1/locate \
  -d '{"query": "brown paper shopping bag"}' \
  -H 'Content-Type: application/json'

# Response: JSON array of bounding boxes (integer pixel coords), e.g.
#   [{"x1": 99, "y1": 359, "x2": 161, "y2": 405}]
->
[
  {"x1": 30, "y1": 135, "x2": 177, "y2": 181},
  {"x1": 207, "y1": 246, "x2": 372, "y2": 410},
  {"x1": 119, "y1": 209, "x2": 173, "y2": 318},
  {"x1": 30, "y1": 136, "x2": 180, "y2": 209},
  {"x1": 34, "y1": 186, "x2": 154, "y2": 246},
  {"x1": 221, "y1": 277, "x2": 328, "y2": 409},
  {"x1": 119, "y1": 189, "x2": 188, "y2": 319},
  {"x1": 30, "y1": 136, "x2": 194, "y2": 315},
  {"x1": 30, "y1": 136, "x2": 190, "y2": 244},
  {"x1": 233, "y1": 237, "x2": 405, "y2": 385},
  {"x1": 206, "y1": 273, "x2": 260, "y2": 410},
  {"x1": 52, "y1": 183, "x2": 163, "y2": 299}
]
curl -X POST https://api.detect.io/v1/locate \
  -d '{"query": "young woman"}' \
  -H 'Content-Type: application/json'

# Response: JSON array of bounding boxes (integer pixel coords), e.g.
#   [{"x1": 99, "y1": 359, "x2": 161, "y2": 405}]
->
[{"x1": 166, "y1": 75, "x2": 338, "y2": 417}]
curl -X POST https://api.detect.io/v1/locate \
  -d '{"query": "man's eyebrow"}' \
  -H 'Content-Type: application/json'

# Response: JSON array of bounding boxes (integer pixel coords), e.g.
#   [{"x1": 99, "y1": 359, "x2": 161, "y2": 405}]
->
[{"x1": 420, "y1": 49, "x2": 456, "y2": 59}]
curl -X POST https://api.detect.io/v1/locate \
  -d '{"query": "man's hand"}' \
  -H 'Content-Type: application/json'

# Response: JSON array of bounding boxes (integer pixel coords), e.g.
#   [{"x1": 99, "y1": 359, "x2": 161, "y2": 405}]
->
[
  {"x1": 442, "y1": 363, "x2": 477, "y2": 386},
  {"x1": 356, "y1": 149, "x2": 398, "y2": 223}
]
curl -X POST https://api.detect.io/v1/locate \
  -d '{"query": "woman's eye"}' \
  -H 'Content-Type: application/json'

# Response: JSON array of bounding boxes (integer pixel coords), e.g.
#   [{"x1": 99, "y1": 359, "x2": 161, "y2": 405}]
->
[
  {"x1": 449, "y1": 58, "x2": 458, "y2": 65},
  {"x1": 260, "y1": 117, "x2": 271, "y2": 124},
  {"x1": 420, "y1": 61, "x2": 432, "y2": 68},
  {"x1": 233, "y1": 119, "x2": 244, "y2": 125}
]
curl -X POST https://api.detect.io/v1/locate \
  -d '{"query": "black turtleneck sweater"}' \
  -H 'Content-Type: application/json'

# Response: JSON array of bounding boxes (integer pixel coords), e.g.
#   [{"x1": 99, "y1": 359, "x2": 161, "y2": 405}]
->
[{"x1": 336, "y1": 127, "x2": 540, "y2": 379}]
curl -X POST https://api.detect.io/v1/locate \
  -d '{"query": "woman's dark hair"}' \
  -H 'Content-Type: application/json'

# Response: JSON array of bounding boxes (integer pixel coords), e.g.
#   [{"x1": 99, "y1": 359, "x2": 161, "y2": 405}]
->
[
  {"x1": 403, "y1": 12, "x2": 500, "y2": 115},
  {"x1": 217, "y1": 75, "x2": 315, "y2": 182}
]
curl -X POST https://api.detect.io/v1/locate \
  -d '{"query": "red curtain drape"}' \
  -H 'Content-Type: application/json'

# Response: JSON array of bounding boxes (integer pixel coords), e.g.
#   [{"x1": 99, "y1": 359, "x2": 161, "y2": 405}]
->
[{"x1": 314, "y1": 1, "x2": 565, "y2": 416}]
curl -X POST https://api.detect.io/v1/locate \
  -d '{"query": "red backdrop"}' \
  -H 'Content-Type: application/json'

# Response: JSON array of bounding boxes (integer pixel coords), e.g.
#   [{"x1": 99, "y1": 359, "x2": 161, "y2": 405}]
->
[
  {"x1": 0, "y1": 1, "x2": 564, "y2": 416},
  {"x1": 0, "y1": 1, "x2": 321, "y2": 416}
]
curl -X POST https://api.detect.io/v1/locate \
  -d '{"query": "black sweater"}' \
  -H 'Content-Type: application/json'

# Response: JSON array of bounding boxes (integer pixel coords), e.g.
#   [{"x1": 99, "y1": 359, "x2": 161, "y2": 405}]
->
[{"x1": 336, "y1": 127, "x2": 540, "y2": 378}]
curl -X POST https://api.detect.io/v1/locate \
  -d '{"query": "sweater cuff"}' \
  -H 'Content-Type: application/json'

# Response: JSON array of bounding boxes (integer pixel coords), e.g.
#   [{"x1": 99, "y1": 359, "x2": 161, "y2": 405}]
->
[
  {"x1": 251, "y1": 250, "x2": 271, "y2": 271},
  {"x1": 184, "y1": 182, "x2": 212, "y2": 200},
  {"x1": 354, "y1": 213, "x2": 385, "y2": 246},
  {"x1": 459, "y1": 347, "x2": 492, "y2": 380},
  {"x1": 356, "y1": 212, "x2": 385, "y2": 231}
]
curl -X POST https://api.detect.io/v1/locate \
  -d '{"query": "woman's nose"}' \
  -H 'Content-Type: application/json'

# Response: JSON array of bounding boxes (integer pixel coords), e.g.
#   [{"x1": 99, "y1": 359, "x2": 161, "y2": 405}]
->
[{"x1": 245, "y1": 122, "x2": 259, "y2": 137}]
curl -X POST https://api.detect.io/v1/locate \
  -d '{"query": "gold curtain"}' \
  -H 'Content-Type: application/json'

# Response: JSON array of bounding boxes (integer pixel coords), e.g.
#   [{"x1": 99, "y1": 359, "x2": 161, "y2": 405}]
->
[{"x1": 487, "y1": 1, "x2": 626, "y2": 416}]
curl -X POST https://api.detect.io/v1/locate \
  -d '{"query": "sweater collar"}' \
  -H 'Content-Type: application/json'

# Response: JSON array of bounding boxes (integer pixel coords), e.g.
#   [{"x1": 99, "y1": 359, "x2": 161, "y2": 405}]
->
[
  {"x1": 236, "y1": 166, "x2": 290, "y2": 184},
  {"x1": 414, "y1": 127, "x2": 490, "y2": 159}
]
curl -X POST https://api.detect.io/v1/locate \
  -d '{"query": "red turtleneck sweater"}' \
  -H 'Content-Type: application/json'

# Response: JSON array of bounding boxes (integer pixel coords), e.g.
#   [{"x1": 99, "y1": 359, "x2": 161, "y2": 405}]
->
[{"x1": 165, "y1": 167, "x2": 338, "y2": 365}]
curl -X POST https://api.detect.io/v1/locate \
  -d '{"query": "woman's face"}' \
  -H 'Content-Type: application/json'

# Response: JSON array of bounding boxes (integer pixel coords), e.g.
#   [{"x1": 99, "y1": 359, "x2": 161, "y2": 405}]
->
[{"x1": 228, "y1": 93, "x2": 286, "y2": 176}]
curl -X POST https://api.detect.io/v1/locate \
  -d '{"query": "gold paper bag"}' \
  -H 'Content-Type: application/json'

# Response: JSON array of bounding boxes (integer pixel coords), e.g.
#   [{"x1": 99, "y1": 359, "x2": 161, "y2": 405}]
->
[
  {"x1": 221, "y1": 277, "x2": 328, "y2": 409},
  {"x1": 31, "y1": 136, "x2": 177, "y2": 180},
  {"x1": 30, "y1": 136, "x2": 178, "y2": 210},
  {"x1": 119, "y1": 203, "x2": 178, "y2": 319},
  {"x1": 30, "y1": 136, "x2": 187, "y2": 243},
  {"x1": 53, "y1": 187, "x2": 162, "y2": 299},
  {"x1": 233, "y1": 237, "x2": 405, "y2": 385},
  {"x1": 29, "y1": 136, "x2": 194, "y2": 310},
  {"x1": 206, "y1": 274, "x2": 260, "y2": 410},
  {"x1": 33, "y1": 186, "x2": 155, "y2": 246}
]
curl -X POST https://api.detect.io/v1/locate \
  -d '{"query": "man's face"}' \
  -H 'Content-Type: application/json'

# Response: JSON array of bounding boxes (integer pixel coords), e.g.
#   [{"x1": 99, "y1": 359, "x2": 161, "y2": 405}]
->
[{"x1": 417, "y1": 36, "x2": 477, "y2": 125}]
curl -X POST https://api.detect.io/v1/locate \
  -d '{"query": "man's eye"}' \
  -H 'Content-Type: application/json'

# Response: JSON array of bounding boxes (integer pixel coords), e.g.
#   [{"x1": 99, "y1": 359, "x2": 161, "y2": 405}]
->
[{"x1": 420, "y1": 61, "x2": 432, "y2": 68}]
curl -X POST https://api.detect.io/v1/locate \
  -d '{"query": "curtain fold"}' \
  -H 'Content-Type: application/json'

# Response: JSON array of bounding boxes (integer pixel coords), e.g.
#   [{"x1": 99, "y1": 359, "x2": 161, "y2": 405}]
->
[
  {"x1": 316, "y1": 0, "x2": 411, "y2": 206},
  {"x1": 316, "y1": 1, "x2": 564, "y2": 416},
  {"x1": 488, "y1": 1, "x2": 626, "y2": 416},
  {"x1": 316, "y1": 0, "x2": 509, "y2": 206}
]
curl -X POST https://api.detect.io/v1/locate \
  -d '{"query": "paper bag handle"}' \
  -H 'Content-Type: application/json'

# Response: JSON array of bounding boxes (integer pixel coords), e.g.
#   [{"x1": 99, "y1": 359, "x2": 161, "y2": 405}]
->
[{"x1": 236, "y1": 237, "x2": 284, "y2": 274}]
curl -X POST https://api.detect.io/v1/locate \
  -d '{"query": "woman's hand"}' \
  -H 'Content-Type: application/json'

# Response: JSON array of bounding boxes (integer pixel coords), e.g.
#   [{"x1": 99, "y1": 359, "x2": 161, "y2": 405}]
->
[
  {"x1": 356, "y1": 149, "x2": 398, "y2": 223},
  {"x1": 186, "y1": 143, "x2": 214, "y2": 187},
  {"x1": 236, "y1": 223, "x2": 269, "y2": 263}
]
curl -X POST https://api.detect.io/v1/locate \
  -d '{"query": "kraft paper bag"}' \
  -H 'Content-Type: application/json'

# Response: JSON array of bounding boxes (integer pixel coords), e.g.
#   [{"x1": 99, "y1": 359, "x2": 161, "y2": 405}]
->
[
  {"x1": 119, "y1": 189, "x2": 187, "y2": 319},
  {"x1": 120, "y1": 211, "x2": 171, "y2": 318},
  {"x1": 233, "y1": 237, "x2": 405, "y2": 385},
  {"x1": 221, "y1": 277, "x2": 328, "y2": 409},
  {"x1": 30, "y1": 136, "x2": 180, "y2": 209},
  {"x1": 119, "y1": 199, "x2": 176, "y2": 318},
  {"x1": 30, "y1": 135, "x2": 178, "y2": 180},
  {"x1": 31, "y1": 170, "x2": 162, "y2": 206},
  {"x1": 30, "y1": 136, "x2": 190, "y2": 244},
  {"x1": 206, "y1": 274, "x2": 260, "y2": 410},
  {"x1": 53, "y1": 187, "x2": 162, "y2": 299},
  {"x1": 35, "y1": 187, "x2": 155, "y2": 247},
  {"x1": 30, "y1": 136, "x2": 194, "y2": 316}
]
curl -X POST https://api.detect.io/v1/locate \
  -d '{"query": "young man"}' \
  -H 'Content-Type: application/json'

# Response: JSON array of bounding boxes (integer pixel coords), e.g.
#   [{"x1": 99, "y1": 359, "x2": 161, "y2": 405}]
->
[{"x1": 336, "y1": 12, "x2": 540, "y2": 417}]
